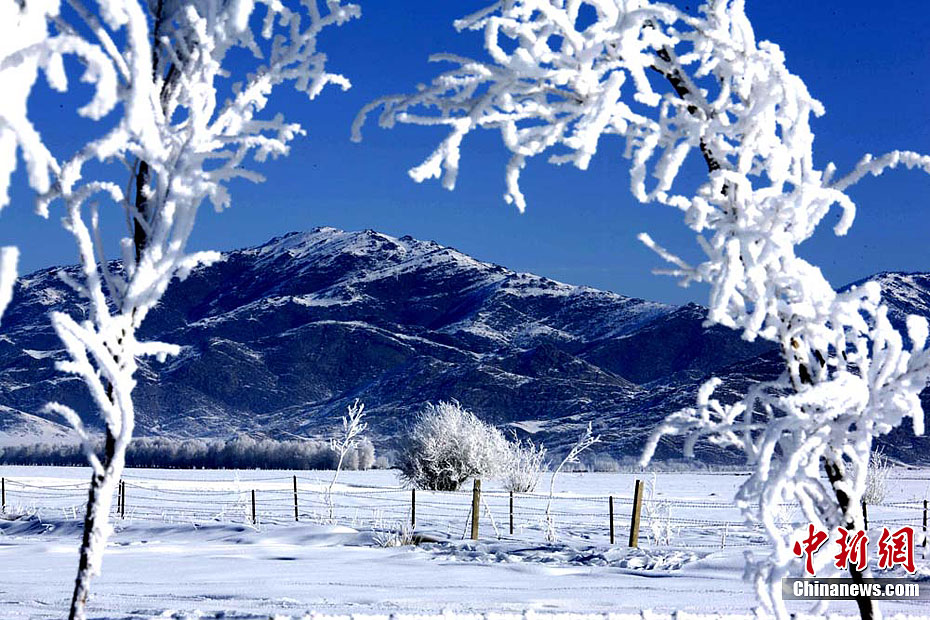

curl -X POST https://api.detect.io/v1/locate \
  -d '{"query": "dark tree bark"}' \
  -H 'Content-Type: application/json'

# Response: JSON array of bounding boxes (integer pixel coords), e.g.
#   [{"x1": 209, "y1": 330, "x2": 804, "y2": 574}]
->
[{"x1": 651, "y1": 44, "x2": 875, "y2": 620}]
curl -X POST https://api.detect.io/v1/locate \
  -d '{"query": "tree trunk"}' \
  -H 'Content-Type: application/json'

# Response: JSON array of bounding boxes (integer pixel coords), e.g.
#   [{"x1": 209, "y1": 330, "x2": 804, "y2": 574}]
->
[
  {"x1": 69, "y1": 432, "x2": 122, "y2": 620},
  {"x1": 824, "y1": 458, "x2": 877, "y2": 620},
  {"x1": 133, "y1": 160, "x2": 150, "y2": 262}
]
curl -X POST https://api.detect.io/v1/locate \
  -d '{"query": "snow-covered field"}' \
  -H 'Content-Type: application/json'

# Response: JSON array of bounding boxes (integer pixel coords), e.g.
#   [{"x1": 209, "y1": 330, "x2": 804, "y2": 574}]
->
[{"x1": 0, "y1": 466, "x2": 928, "y2": 620}]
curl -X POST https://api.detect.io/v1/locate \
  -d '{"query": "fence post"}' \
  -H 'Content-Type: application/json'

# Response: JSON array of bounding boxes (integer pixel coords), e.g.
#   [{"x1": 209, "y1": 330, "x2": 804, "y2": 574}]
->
[
  {"x1": 470, "y1": 479, "x2": 481, "y2": 540},
  {"x1": 1, "y1": 477, "x2": 5, "y2": 511},
  {"x1": 629, "y1": 479, "x2": 644, "y2": 548},
  {"x1": 509, "y1": 491, "x2": 514, "y2": 536},
  {"x1": 411, "y1": 488, "x2": 416, "y2": 529},
  {"x1": 916, "y1": 496, "x2": 927, "y2": 547},
  {"x1": 251, "y1": 489, "x2": 257, "y2": 525},
  {"x1": 120, "y1": 480, "x2": 126, "y2": 519},
  {"x1": 862, "y1": 501, "x2": 868, "y2": 531},
  {"x1": 609, "y1": 495, "x2": 615, "y2": 545},
  {"x1": 293, "y1": 476, "x2": 299, "y2": 522}
]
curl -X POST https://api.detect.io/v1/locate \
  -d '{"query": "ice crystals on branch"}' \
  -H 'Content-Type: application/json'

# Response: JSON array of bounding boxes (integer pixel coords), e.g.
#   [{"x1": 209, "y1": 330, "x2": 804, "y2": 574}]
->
[
  {"x1": 0, "y1": 1, "x2": 359, "y2": 618},
  {"x1": 356, "y1": 1, "x2": 930, "y2": 616},
  {"x1": 0, "y1": 246, "x2": 18, "y2": 324}
]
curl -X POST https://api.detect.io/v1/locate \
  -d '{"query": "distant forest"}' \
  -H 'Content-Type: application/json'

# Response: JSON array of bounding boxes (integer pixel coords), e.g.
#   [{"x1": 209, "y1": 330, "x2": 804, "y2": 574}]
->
[{"x1": 0, "y1": 436, "x2": 378, "y2": 470}]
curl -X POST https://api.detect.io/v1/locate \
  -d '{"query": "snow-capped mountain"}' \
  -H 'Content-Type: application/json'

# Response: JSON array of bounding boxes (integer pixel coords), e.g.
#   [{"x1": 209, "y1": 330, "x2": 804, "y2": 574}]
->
[{"x1": 1, "y1": 228, "x2": 927, "y2": 463}]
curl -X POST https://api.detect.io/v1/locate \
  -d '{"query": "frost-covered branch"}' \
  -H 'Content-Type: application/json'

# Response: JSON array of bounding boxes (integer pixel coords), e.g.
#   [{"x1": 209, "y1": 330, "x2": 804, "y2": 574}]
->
[
  {"x1": 0, "y1": 1, "x2": 358, "y2": 617},
  {"x1": 0, "y1": 246, "x2": 18, "y2": 324},
  {"x1": 358, "y1": 2, "x2": 930, "y2": 617}
]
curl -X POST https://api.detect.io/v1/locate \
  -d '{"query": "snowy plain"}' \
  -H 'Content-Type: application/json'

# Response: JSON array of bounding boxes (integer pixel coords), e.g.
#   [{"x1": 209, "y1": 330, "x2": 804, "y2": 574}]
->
[{"x1": 0, "y1": 466, "x2": 928, "y2": 620}]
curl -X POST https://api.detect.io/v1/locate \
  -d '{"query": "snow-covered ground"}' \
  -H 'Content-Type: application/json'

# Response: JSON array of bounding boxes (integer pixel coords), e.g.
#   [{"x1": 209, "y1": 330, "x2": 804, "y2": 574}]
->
[{"x1": 0, "y1": 466, "x2": 928, "y2": 620}]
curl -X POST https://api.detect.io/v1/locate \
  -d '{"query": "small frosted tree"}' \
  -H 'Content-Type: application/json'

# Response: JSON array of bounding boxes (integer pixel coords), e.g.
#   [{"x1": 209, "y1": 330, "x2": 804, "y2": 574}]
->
[
  {"x1": 326, "y1": 399, "x2": 367, "y2": 519},
  {"x1": 0, "y1": 1, "x2": 359, "y2": 618},
  {"x1": 355, "y1": 2, "x2": 930, "y2": 617},
  {"x1": 329, "y1": 399, "x2": 369, "y2": 486},
  {"x1": 543, "y1": 422, "x2": 598, "y2": 541}
]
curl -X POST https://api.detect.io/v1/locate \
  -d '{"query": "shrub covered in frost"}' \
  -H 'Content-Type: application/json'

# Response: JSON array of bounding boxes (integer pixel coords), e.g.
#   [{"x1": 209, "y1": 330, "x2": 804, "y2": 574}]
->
[
  {"x1": 398, "y1": 401, "x2": 510, "y2": 491},
  {"x1": 501, "y1": 437, "x2": 548, "y2": 493},
  {"x1": 862, "y1": 450, "x2": 892, "y2": 505}
]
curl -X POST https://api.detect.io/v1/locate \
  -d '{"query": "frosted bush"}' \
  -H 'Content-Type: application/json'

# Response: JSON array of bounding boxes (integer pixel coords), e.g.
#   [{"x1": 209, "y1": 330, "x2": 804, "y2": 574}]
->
[
  {"x1": 399, "y1": 401, "x2": 510, "y2": 491},
  {"x1": 643, "y1": 473, "x2": 677, "y2": 546},
  {"x1": 502, "y1": 437, "x2": 547, "y2": 493},
  {"x1": 373, "y1": 523, "x2": 417, "y2": 548},
  {"x1": 862, "y1": 450, "x2": 891, "y2": 505}
]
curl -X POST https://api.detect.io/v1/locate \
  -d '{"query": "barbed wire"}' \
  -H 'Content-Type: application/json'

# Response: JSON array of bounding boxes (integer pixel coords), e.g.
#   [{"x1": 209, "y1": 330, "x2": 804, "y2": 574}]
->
[{"x1": 1, "y1": 474, "x2": 926, "y2": 549}]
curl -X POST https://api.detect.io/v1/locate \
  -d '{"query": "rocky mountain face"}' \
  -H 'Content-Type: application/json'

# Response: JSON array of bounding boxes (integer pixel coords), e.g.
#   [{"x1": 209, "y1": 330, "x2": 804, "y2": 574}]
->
[{"x1": 0, "y1": 228, "x2": 927, "y2": 463}]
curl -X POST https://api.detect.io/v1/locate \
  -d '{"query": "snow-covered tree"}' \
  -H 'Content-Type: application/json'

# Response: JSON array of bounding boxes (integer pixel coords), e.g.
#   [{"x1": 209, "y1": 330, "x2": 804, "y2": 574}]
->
[
  {"x1": 543, "y1": 422, "x2": 598, "y2": 540},
  {"x1": 329, "y1": 400, "x2": 368, "y2": 478},
  {"x1": 353, "y1": 436, "x2": 376, "y2": 470},
  {"x1": 0, "y1": 1, "x2": 359, "y2": 618},
  {"x1": 399, "y1": 400, "x2": 510, "y2": 491},
  {"x1": 355, "y1": 2, "x2": 930, "y2": 617},
  {"x1": 326, "y1": 399, "x2": 367, "y2": 518}
]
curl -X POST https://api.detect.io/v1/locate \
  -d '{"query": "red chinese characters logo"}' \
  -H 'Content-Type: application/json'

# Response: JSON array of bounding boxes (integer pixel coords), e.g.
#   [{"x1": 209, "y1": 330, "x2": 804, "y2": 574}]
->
[
  {"x1": 793, "y1": 524, "x2": 829, "y2": 575},
  {"x1": 834, "y1": 527, "x2": 869, "y2": 571},
  {"x1": 877, "y1": 526, "x2": 916, "y2": 573},
  {"x1": 793, "y1": 524, "x2": 917, "y2": 576}
]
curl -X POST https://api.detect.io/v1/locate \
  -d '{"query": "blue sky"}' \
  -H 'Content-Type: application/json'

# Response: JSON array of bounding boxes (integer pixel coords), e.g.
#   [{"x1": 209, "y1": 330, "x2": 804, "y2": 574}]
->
[{"x1": 1, "y1": 0, "x2": 928, "y2": 305}]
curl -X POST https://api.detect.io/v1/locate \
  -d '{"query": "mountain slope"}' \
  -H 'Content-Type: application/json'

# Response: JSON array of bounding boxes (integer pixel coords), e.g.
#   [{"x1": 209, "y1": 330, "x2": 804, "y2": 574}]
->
[{"x1": 0, "y1": 228, "x2": 927, "y2": 463}]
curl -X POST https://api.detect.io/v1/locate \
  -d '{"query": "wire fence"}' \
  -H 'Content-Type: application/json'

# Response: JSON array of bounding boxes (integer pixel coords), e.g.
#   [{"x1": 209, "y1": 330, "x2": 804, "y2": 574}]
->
[
  {"x1": 259, "y1": 613, "x2": 930, "y2": 620},
  {"x1": 1, "y1": 474, "x2": 927, "y2": 550}
]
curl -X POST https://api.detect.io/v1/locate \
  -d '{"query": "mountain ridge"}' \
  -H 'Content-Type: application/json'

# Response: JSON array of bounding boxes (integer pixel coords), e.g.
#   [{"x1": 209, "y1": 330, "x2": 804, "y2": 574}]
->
[{"x1": 1, "y1": 227, "x2": 927, "y2": 463}]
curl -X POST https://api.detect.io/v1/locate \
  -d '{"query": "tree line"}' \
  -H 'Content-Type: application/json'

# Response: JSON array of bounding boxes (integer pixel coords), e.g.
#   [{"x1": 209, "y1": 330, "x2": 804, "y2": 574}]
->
[{"x1": 0, "y1": 436, "x2": 376, "y2": 471}]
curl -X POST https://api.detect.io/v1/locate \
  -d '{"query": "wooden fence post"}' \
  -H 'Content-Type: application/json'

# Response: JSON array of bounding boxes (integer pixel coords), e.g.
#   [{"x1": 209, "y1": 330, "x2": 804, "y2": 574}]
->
[
  {"x1": 609, "y1": 495, "x2": 615, "y2": 545},
  {"x1": 1, "y1": 477, "x2": 5, "y2": 511},
  {"x1": 924, "y1": 500, "x2": 927, "y2": 547},
  {"x1": 510, "y1": 491, "x2": 513, "y2": 536},
  {"x1": 116, "y1": 479, "x2": 121, "y2": 516},
  {"x1": 120, "y1": 480, "x2": 126, "y2": 519},
  {"x1": 293, "y1": 476, "x2": 299, "y2": 522},
  {"x1": 862, "y1": 501, "x2": 868, "y2": 531},
  {"x1": 629, "y1": 479, "x2": 644, "y2": 548},
  {"x1": 410, "y1": 488, "x2": 416, "y2": 528},
  {"x1": 470, "y1": 479, "x2": 481, "y2": 540},
  {"x1": 251, "y1": 489, "x2": 257, "y2": 525}
]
